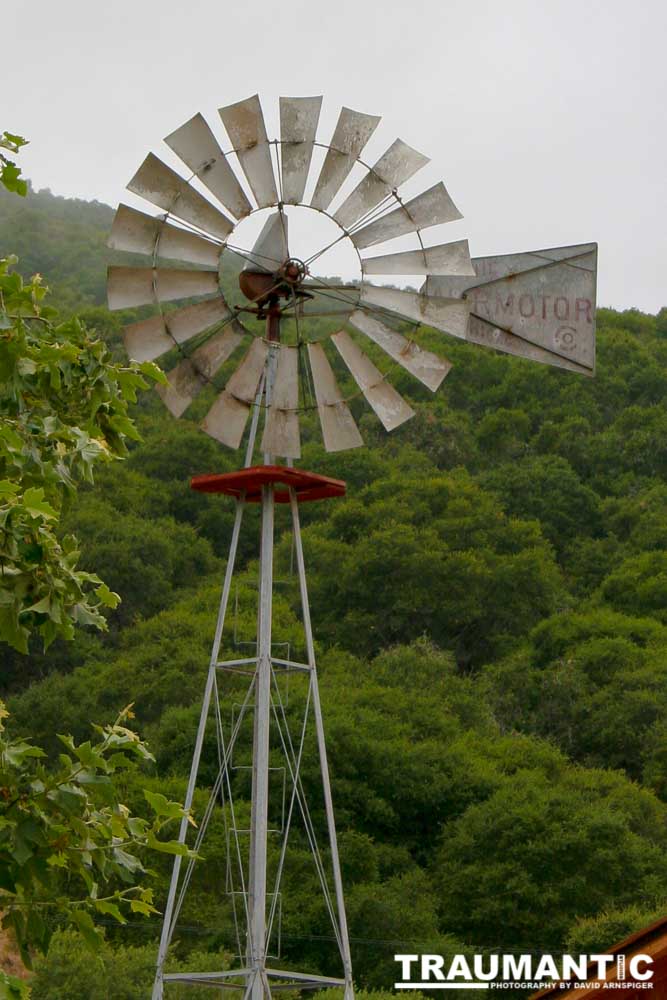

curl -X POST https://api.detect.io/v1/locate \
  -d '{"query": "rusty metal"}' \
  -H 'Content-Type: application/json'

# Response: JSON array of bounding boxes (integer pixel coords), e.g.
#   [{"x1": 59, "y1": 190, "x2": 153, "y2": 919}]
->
[
  {"x1": 359, "y1": 285, "x2": 470, "y2": 339},
  {"x1": 311, "y1": 106, "x2": 381, "y2": 211},
  {"x1": 109, "y1": 204, "x2": 221, "y2": 267},
  {"x1": 280, "y1": 96, "x2": 322, "y2": 204},
  {"x1": 107, "y1": 266, "x2": 219, "y2": 310},
  {"x1": 427, "y1": 243, "x2": 597, "y2": 372},
  {"x1": 164, "y1": 112, "x2": 252, "y2": 220},
  {"x1": 202, "y1": 338, "x2": 269, "y2": 449},
  {"x1": 219, "y1": 95, "x2": 278, "y2": 208},
  {"x1": 351, "y1": 181, "x2": 462, "y2": 249},
  {"x1": 349, "y1": 309, "x2": 452, "y2": 391},
  {"x1": 361, "y1": 239, "x2": 475, "y2": 276},
  {"x1": 123, "y1": 298, "x2": 233, "y2": 363},
  {"x1": 127, "y1": 153, "x2": 234, "y2": 239},
  {"x1": 157, "y1": 328, "x2": 244, "y2": 417},
  {"x1": 261, "y1": 345, "x2": 300, "y2": 458},
  {"x1": 307, "y1": 342, "x2": 363, "y2": 452},
  {"x1": 334, "y1": 139, "x2": 429, "y2": 230},
  {"x1": 331, "y1": 330, "x2": 414, "y2": 431}
]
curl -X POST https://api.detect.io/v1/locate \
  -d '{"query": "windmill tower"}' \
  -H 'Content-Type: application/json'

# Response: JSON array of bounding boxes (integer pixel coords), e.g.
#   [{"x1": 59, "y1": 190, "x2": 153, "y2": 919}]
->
[{"x1": 107, "y1": 94, "x2": 597, "y2": 999}]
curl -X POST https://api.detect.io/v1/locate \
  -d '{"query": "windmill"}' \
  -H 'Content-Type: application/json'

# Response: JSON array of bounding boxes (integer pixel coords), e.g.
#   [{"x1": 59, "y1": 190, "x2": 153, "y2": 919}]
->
[{"x1": 107, "y1": 94, "x2": 597, "y2": 999}]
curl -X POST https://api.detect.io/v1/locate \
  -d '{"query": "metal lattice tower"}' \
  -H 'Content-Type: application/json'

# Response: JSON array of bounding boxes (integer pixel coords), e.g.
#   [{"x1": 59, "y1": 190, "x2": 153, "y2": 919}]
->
[{"x1": 106, "y1": 93, "x2": 598, "y2": 998}]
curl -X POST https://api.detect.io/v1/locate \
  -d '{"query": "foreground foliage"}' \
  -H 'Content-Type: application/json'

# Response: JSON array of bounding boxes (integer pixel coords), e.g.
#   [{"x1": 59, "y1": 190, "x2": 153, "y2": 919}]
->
[
  {"x1": 0, "y1": 704, "x2": 192, "y2": 995},
  {"x1": 0, "y1": 257, "x2": 164, "y2": 652}
]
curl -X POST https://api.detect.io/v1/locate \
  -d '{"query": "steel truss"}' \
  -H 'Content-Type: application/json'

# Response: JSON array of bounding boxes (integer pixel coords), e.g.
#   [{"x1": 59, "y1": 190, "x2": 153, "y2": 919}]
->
[{"x1": 152, "y1": 462, "x2": 353, "y2": 1000}]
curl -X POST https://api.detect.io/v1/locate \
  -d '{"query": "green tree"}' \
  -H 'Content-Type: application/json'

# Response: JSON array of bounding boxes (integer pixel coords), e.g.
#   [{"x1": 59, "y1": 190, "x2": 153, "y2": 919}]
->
[
  {"x1": 0, "y1": 703, "x2": 192, "y2": 996},
  {"x1": 0, "y1": 257, "x2": 163, "y2": 652}
]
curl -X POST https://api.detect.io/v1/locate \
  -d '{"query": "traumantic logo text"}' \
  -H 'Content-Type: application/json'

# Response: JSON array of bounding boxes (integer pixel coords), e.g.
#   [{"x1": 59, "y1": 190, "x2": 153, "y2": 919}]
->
[{"x1": 394, "y1": 953, "x2": 654, "y2": 991}]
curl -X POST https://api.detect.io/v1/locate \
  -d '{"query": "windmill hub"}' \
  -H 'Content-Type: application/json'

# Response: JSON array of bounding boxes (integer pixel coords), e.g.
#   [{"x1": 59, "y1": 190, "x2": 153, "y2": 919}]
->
[{"x1": 280, "y1": 257, "x2": 307, "y2": 285}]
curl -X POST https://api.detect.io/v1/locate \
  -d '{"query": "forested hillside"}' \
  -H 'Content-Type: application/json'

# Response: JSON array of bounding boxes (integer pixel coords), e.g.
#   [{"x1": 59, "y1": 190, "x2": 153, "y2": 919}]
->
[{"x1": 3, "y1": 183, "x2": 667, "y2": 997}]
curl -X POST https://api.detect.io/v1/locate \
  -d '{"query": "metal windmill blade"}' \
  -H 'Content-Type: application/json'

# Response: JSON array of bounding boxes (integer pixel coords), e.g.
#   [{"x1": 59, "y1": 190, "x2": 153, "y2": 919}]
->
[
  {"x1": 108, "y1": 93, "x2": 598, "y2": 458},
  {"x1": 219, "y1": 94, "x2": 278, "y2": 208},
  {"x1": 280, "y1": 96, "x2": 322, "y2": 204}
]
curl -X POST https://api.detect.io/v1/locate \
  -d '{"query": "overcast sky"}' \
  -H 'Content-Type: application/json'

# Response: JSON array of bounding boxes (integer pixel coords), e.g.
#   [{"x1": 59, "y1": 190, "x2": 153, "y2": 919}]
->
[{"x1": 4, "y1": 0, "x2": 666, "y2": 312}]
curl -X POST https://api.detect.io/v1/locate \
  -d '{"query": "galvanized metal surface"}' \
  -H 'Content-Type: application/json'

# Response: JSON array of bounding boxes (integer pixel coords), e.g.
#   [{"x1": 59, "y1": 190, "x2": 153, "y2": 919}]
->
[
  {"x1": 243, "y1": 211, "x2": 288, "y2": 273},
  {"x1": 107, "y1": 266, "x2": 219, "y2": 310},
  {"x1": 359, "y1": 285, "x2": 470, "y2": 339},
  {"x1": 331, "y1": 330, "x2": 414, "y2": 431},
  {"x1": 248, "y1": 482, "x2": 274, "y2": 1000},
  {"x1": 334, "y1": 139, "x2": 429, "y2": 230},
  {"x1": 310, "y1": 107, "x2": 381, "y2": 212},
  {"x1": 109, "y1": 204, "x2": 221, "y2": 268},
  {"x1": 152, "y1": 498, "x2": 247, "y2": 1000},
  {"x1": 202, "y1": 338, "x2": 269, "y2": 449},
  {"x1": 351, "y1": 181, "x2": 462, "y2": 250},
  {"x1": 279, "y1": 96, "x2": 322, "y2": 205},
  {"x1": 157, "y1": 328, "x2": 244, "y2": 417},
  {"x1": 426, "y1": 242, "x2": 598, "y2": 297},
  {"x1": 427, "y1": 243, "x2": 597, "y2": 371},
  {"x1": 361, "y1": 238, "x2": 475, "y2": 276},
  {"x1": 127, "y1": 153, "x2": 233, "y2": 240},
  {"x1": 288, "y1": 491, "x2": 355, "y2": 1000},
  {"x1": 349, "y1": 308, "x2": 452, "y2": 391},
  {"x1": 164, "y1": 112, "x2": 252, "y2": 220},
  {"x1": 307, "y1": 342, "x2": 363, "y2": 452},
  {"x1": 219, "y1": 94, "x2": 278, "y2": 208},
  {"x1": 123, "y1": 298, "x2": 232, "y2": 363},
  {"x1": 261, "y1": 345, "x2": 300, "y2": 458}
]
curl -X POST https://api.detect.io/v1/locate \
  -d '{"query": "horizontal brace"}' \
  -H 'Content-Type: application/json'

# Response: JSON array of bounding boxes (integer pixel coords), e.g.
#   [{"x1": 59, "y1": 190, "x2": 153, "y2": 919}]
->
[
  {"x1": 271, "y1": 657, "x2": 312, "y2": 673},
  {"x1": 266, "y1": 968, "x2": 346, "y2": 986},
  {"x1": 163, "y1": 968, "x2": 251, "y2": 982},
  {"x1": 216, "y1": 657, "x2": 258, "y2": 669}
]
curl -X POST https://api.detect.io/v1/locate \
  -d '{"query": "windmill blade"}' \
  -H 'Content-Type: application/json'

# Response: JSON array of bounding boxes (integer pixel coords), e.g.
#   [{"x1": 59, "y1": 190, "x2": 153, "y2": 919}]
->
[
  {"x1": 127, "y1": 153, "x2": 233, "y2": 240},
  {"x1": 310, "y1": 107, "x2": 381, "y2": 212},
  {"x1": 107, "y1": 266, "x2": 219, "y2": 310},
  {"x1": 359, "y1": 285, "x2": 469, "y2": 339},
  {"x1": 349, "y1": 309, "x2": 451, "y2": 391},
  {"x1": 426, "y1": 243, "x2": 597, "y2": 372},
  {"x1": 243, "y1": 212, "x2": 288, "y2": 273},
  {"x1": 331, "y1": 330, "x2": 414, "y2": 431},
  {"x1": 157, "y1": 328, "x2": 244, "y2": 417},
  {"x1": 261, "y1": 345, "x2": 300, "y2": 458},
  {"x1": 466, "y1": 315, "x2": 593, "y2": 376},
  {"x1": 280, "y1": 96, "x2": 322, "y2": 205},
  {"x1": 351, "y1": 182, "x2": 462, "y2": 250},
  {"x1": 334, "y1": 139, "x2": 429, "y2": 230},
  {"x1": 361, "y1": 239, "x2": 475, "y2": 277},
  {"x1": 164, "y1": 112, "x2": 252, "y2": 220},
  {"x1": 424, "y1": 243, "x2": 598, "y2": 298},
  {"x1": 202, "y1": 337, "x2": 269, "y2": 449},
  {"x1": 108, "y1": 204, "x2": 221, "y2": 267},
  {"x1": 123, "y1": 298, "x2": 234, "y2": 363},
  {"x1": 219, "y1": 94, "x2": 278, "y2": 208},
  {"x1": 307, "y1": 342, "x2": 363, "y2": 452}
]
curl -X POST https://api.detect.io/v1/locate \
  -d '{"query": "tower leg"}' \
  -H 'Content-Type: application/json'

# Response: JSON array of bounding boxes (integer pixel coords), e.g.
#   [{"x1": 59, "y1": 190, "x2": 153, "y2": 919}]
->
[
  {"x1": 248, "y1": 484, "x2": 275, "y2": 1000},
  {"x1": 152, "y1": 498, "x2": 246, "y2": 1000},
  {"x1": 289, "y1": 491, "x2": 355, "y2": 1000}
]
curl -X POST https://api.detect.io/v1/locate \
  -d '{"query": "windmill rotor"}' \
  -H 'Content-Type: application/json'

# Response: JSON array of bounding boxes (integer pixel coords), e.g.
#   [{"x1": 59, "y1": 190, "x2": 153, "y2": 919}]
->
[{"x1": 107, "y1": 92, "x2": 597, "y2": 456}]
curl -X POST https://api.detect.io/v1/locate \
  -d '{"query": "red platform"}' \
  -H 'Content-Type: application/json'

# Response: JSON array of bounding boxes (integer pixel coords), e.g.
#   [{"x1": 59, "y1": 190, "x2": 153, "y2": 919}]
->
[{"x1": 190, "y1": 465, "x2": 346, "y2": 504}]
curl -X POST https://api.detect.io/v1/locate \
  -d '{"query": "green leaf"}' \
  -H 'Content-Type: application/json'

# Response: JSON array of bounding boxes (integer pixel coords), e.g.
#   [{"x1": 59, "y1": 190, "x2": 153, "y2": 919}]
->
[
  {"x1": 144, "y1": 789, "x2": 184, "y2": 821},
  {"x1": 70, "y1": 910, "x2": 104, "y2": 951},
  {"x1": 94, "y1": 900, "x2": 126, "y2": 924},
  {"x1": 146, "y1": 832, "x2": 189, "y2": 855},
  {"x1": 22, "y1": 487, "x2": 57, "y2": 520},
  {"x1": 95, "y1": 583, "x2": 120, "y2": 610}
]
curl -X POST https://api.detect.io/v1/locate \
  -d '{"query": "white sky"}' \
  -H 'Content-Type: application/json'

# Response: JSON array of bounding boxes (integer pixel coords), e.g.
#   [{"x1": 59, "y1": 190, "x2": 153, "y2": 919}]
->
[{"x1": 4, "y1": 0, "x2": 666, "y2": 312}]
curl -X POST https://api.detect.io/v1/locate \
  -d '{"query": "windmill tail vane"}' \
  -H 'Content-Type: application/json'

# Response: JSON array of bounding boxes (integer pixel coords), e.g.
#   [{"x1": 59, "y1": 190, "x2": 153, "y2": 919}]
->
[{"x1": 106, "y1": 93, "x2": 597, "y2": 999}]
